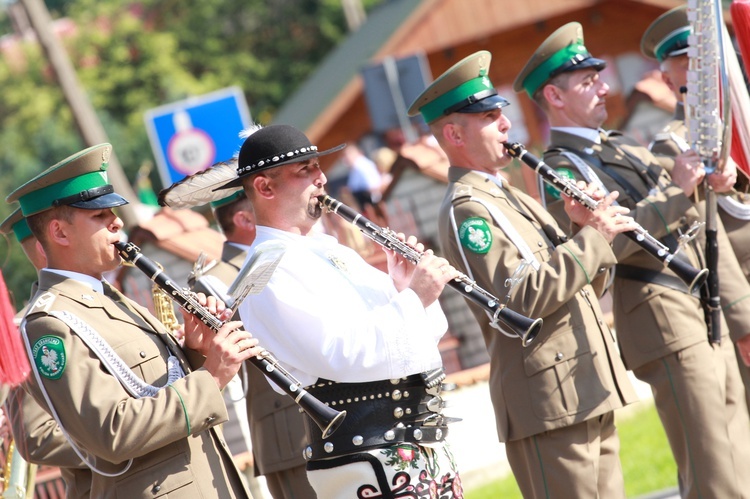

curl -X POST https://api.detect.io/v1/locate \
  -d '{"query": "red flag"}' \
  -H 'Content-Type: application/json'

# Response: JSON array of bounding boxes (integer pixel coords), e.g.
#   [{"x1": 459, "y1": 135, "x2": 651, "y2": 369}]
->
[
  {"x1": 730, "y1": 0, "x2": 750, "y2": 176},
  {"x1": 0, "y1": 269, "x2": 30, "y2": 386}
]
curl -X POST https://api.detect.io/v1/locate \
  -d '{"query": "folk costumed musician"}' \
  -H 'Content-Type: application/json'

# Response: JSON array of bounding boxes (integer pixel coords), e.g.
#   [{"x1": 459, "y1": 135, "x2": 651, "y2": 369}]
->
[{"x1": 216, "y1": 124, "x2": 464, "y2": 498}]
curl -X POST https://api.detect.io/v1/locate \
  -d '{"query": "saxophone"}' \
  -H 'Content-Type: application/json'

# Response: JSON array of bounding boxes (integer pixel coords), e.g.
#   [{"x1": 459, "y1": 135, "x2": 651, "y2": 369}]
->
[{"x1": 151, "y1": 262, "x2": 182, "y2": 335}]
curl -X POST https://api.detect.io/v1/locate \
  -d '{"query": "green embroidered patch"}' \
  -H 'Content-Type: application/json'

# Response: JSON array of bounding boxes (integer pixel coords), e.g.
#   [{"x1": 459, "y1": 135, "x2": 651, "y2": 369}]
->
[
  {"x1": 459, "y1": 217, "x2": 493, "y2": 254},
  {"x1": 32, "y1": 335, "x2": 66, "y2": 380},
  {"x1": 544, "y1": 168, "x2": 576, "y2": 200}
]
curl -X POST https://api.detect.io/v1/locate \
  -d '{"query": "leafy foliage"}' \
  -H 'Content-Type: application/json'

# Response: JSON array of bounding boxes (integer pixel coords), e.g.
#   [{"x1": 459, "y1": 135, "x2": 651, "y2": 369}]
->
[{"x1": 0, "y1": 0, "x2": 382, "y2": 304}]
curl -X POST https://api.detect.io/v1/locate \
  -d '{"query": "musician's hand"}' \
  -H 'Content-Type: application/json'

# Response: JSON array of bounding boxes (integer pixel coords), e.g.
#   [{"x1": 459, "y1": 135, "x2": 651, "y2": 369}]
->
[
  {"x1": 672, "y1": 150, "x2": 706, "y2": 197},
  {"x1": 564, "y1": 185, "x2": 634, "y2": 243},
  {"x1": 707, "y1": 156, "x2": 738, "y2": 193},
  {"x1": 407, "y1": 251, "x2": 459, "y2": 308},
  {"x1": 385, "y1": 233, "x2": 422, "y2": 291},
  {"x1": 202, "y1": 321, "x2": 260, "y2": 389},
  {"x1": 736, "y1": 334, "x2": 750, "y2": 367},
  {"x1": 181, "y1": 292, "x2": 231, "y2": 353}
]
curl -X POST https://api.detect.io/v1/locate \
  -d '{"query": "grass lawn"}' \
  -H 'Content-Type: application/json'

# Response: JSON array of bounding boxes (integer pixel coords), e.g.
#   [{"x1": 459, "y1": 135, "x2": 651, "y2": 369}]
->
[{"x1": 465, "y1": 402, "x2": 678, "y2": 498}]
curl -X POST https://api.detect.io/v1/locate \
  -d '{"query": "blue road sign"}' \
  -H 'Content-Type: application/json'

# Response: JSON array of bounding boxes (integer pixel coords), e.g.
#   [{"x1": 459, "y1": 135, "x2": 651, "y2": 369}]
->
[{"x1": 144, "y1": 86, "x2": 252, "y2": 189}]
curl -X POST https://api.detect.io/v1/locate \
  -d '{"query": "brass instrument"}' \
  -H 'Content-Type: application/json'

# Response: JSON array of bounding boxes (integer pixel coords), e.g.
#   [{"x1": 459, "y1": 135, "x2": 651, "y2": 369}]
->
[
  {"x1": 318, "y1": 194, "x2": 543, "y2": 346},
  {"x1": 151, "y1": 262, "x2": 181, "y2": 335},
  {"x1": 686, "y1": 0, "x2": 731, "y2": 343}
]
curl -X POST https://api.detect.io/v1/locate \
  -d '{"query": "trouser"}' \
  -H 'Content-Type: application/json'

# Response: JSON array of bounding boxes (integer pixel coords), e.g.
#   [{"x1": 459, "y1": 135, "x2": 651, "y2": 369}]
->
[
  {"x1": 264, "y1": 464, "x2": 316, "y2": 499},
  {"x1": 505, "y1": 411, "x2": 625, "y2": 499},
  {"x1": 634, "y1": 340, "x2": 750, "y2": 499}
]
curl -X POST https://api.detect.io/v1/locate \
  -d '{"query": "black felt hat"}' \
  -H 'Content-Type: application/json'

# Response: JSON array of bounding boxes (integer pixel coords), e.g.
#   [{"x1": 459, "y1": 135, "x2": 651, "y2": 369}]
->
[{"x1": 218, "y1": 125, "x2": 345, "y2": 189}]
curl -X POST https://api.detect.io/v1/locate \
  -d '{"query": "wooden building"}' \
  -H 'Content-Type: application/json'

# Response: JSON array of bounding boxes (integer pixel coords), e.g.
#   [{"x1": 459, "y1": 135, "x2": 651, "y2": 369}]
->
[{"x1": 272, "y1": 0, "x2": 686, "y2": 370}]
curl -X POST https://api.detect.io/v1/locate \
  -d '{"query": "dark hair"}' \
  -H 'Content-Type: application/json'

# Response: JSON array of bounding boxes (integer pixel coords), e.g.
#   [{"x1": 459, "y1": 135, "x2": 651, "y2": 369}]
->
[{"x1": 213, "y1": 195, "x2": 252, "y2": 235}]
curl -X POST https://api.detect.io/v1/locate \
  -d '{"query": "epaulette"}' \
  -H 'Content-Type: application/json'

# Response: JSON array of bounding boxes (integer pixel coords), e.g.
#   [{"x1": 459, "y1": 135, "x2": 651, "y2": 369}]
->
[
  {"x1": 451, "y1": 184, "x2": 473, "y2": 201},
  {"x1": 25, "y1": 290, "x2": 59, "y2": 316}
]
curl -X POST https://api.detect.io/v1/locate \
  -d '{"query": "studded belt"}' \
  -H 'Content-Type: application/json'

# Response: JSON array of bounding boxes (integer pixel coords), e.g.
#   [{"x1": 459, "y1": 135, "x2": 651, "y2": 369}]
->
[{"x1": 302, "y1": 374, "x2": 452, "y2": 461}]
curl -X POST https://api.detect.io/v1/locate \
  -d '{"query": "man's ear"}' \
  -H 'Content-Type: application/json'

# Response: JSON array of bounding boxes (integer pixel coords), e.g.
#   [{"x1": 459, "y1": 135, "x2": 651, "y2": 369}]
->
[
  {"x1": 442, "y1": 122, "x2": 464, "y2": 147},
  {"x1": 233, "y1": 209, "x2": 255, "y2": 232},
  {"x1": 542, "y1": 84, "x2": 564, "y2": 109},
  {"x1": 48, "y1": 218, "x2": 72, "y2": 247},
  {"x1": 252, "y1": 175, "x2": 274, "y2": 200}
]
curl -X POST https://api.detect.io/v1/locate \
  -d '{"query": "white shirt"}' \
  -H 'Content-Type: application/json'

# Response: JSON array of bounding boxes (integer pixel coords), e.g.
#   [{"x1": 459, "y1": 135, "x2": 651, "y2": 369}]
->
[
  {"x1": 238, "y1": 226, "x2": 448, "y2": 388},
  {"x1": 551, "y1": 126, "x2": 601, "y2": 145},
  {"x1": 44, "y1": 268, "x2": 104, "y2": 294}
]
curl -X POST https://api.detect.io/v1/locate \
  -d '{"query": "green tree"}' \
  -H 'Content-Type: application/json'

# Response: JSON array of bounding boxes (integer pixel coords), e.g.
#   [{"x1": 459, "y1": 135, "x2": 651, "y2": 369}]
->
[{"x1": 0, "y1": 0, "x2": 384, "y2": 303}]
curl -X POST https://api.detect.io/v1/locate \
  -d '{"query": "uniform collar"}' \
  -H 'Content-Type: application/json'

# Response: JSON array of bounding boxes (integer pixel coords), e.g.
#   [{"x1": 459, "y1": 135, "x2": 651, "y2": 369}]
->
[
  {"x1": 42, "y1": 268, "x2": 104, "y2": 294},
  {"x1": 551, "y1": 126, "x2": 601, "y2": 145}
]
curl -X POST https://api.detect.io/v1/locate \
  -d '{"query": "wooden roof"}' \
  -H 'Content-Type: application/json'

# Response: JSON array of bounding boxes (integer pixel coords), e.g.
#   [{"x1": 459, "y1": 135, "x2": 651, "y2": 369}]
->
[{"x1": 273, "y1": 0, "x2": 685, "y2": 160}]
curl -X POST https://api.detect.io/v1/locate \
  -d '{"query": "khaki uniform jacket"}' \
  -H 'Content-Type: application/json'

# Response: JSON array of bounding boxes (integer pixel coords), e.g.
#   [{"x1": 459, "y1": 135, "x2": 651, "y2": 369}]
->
[
  {"x1": 719, "y1": 194, "x2": 750, "y2": 279},
  {"x1": 650, "y1": 113, "x2": 750, "y2": 342},
  {"x1": 543, "y1": 130, "x2": 710, "y2": 370},
  {"x1": 9, "y1": 283, "x2": 92, "y2": 498},
  {"x1": 438, "y1": 167, "x2": 637, "y2": 442},
  {"x1": 192, "y1": 242, "x2": 308, "y2": 476},
  {"x1": 22, "y1": 270, "x2": 249, "y2": 499}
]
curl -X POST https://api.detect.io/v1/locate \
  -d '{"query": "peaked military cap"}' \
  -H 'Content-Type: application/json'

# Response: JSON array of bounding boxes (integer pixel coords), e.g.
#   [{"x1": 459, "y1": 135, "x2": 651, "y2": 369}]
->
[
  {"x1": 218, "y1": 124, "x2": 346, "y2": 190},
  {"x1": 641, "y1": 6, "x2": 690, "y2": 61},
  {"x1": 513, "y1": 22, "x2": 607, "y2": 97},
  {"x1": 0, "y1": 207, "x2": 32, "y2": 242},
  {"x1": 6, "y1": 143, "x2": 128, "y2": 217},
  {"x1": 407, "y1": 51, "x2": 509, "y2": 124}
]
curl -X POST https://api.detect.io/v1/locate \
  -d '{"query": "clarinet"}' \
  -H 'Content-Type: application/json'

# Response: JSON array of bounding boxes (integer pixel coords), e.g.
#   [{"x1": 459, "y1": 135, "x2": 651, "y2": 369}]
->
[
  {"x1": 504, "y1": 142, "x2": 709, "y2": 294},
  {"x1": 318, "y1": 195, "x2": 542, "y2": 346},
  {"x1": 114, "y1": 241, "x2": 346, "y2": 438}
]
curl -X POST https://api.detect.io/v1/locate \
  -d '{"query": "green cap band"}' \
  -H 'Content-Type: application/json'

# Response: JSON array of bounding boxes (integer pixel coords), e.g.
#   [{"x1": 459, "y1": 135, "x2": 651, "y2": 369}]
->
[
  {"x1": 654, "y1": 27, "x2": 690, "y2": 62},
  {"x1": 12, "y1": 217, "x2": 32, "y2": 242},
  {"x1": 419, "y1": 75, "x2": 494, "y2": 123},
  {"x1": 210, "y1": 190, "x2": 244, "y2": 209},
  {"x1": 19, "y1": 170, "x2": 110, "y2": 216},
  {"x1": 523, "y1": 42, "x2": 589, "y2": 97}
]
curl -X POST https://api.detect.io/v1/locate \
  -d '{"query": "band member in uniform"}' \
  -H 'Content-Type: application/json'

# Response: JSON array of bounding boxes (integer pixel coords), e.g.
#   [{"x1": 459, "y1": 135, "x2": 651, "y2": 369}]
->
[
  {"x1": 1, "y1": 208, "x2": 92, "y2": 497},
  {"x1": 5, "y1": 143, "x2": 261, "y2": 499},
  {"x1": 641, "y1": 6, "x2": 750, "y2": 408},
  {"x1": 407, "y1": 50, "x2": 639, "y2": 498},
  {"x1": 216, "y1": 124, "x2": 463, "y2": 498},
  {"x1": 182, "y1": 160, "x2": 315, "y2": 499},
  {"x1": 515, "y1": 23, "x2": 750, "y2": 497}
]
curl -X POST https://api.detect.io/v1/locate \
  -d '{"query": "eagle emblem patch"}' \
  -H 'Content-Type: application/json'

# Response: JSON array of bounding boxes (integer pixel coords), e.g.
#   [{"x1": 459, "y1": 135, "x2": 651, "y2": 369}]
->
[
  {"x1": 32, "y1": 335, "x2": 66, "y2": 380},
  {"x1": 459, "y1": 217, "x2": 493, "y2": 254}
]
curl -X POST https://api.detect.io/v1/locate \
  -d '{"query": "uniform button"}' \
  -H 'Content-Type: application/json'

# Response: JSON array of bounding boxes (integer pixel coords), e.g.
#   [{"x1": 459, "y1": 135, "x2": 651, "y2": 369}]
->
[
  {"x1": 140, "y1": 351, "x2": 147, "y2": 358},
  {"x1": 598, "y1": 319, "x2": 604, "y2": 325},
  {"x1": 206, "y1": 416, "x2": 216, "y2": 424},
  {"x1": 555, "y1": 352, "x2": 564, "y2": 361},
  {"x1": 537, "y1": 241, "x2": 543, "y2": 247},
  {"x1": 152, "y1": 485, "x2": 161, "y2": 493},
  {"x1": 598, "y1": 267, "x2": 605, "y2": 274},
  {"x1": 274, "y1": 400, "x2": 282, "y2": 409}
]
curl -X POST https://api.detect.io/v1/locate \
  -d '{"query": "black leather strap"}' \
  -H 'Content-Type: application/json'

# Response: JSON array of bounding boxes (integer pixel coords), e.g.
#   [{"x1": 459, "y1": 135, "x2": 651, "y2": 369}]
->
[
  {"x1": 616, "y1": 264, "x2": 700, "y2": 297},
  {"x1": 302, "y1": 375, "x2": 451, "y2": 461}
]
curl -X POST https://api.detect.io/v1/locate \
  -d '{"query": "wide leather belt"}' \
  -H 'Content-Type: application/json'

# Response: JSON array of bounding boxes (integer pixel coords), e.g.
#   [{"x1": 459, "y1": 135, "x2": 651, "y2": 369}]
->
[
  {"x1": 616, "y1": 264, "x2": 700, "y2": 298},
  {"x1": 302, "y1": 374, "x2": 452, "y2": 461}
]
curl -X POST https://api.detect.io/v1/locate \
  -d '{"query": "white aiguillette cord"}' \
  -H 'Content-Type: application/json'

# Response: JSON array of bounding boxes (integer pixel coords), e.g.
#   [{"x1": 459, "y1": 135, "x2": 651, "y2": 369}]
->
[{"x1": 21, "y1": 310, "x2": 185, "y2": 477}]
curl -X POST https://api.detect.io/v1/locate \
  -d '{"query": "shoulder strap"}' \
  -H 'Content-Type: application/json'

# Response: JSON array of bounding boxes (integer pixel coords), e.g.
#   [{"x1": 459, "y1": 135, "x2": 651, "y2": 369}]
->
[{"x1": 447, "y1": 196, "x2": 538, "y2": 339}]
